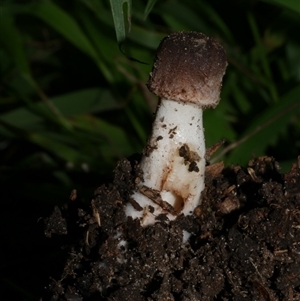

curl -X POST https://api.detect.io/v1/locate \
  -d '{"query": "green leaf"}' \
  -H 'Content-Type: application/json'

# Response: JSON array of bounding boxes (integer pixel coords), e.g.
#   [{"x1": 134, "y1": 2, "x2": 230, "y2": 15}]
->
[
  {"x1": 144, "y1": 0, "x2": 158, "y2": 20},
  {"x1": 130, "y1": 25, "x2": 165, "y2": 49},
  {"x1": 0, "y1": 11, "x2": 30, "y2": 75},
  {"x1": 161, "y1": 2, "x2": 208, "y2": 31},
  {"x1": 28, "y1": 131, "x2": 86, "y2": 163},
  {"x1": 192, "y1": 1, "x2": 234, "y2": 43},
  {"x1": 75, "y1": 8, "x2": 115, "y2": 82},
  {"x1": 73, "y1": 115, "x2": 133, "y2": 156},
  {"x1": 51, "y1": 88, "x2": 121, "y2": 115},
  {"x1": 225, "y1": 86, "x2": 300, "y2": 165},
  {"x1": 0, "y1": 88, "x2": 121, "y2": 137},
  {"x1": 260, "y1": 0, "x2": 300, "y2": 14},
  {"x1": 28, "y1": 1, "x2": 104, "y2": 69},
  {"x1": 248, "y1": 12, "x2": 278, "y2": 102},
  {"x1": 109, "y1": 0, "x2": 132, "y2": 44}
]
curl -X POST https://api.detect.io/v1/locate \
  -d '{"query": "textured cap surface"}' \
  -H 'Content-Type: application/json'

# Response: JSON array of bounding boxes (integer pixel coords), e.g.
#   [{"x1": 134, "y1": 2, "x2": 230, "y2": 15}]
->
[{"x1": 147, "y1": 31, "x2": 227, "y2": 108}]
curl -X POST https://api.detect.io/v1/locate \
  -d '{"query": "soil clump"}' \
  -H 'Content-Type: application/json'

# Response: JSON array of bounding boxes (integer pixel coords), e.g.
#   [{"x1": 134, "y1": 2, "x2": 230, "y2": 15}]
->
[{"x1": 44, "y1": 156, "x2": 300, "y2": 301}]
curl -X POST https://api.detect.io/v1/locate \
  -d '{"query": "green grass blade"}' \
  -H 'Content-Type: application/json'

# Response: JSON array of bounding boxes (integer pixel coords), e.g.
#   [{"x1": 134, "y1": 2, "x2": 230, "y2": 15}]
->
[
  {"x1": 260, "y1": 0, "x2": 300, "y2": 14},
  {"x1": 109, "y1": 0, "x2": 132, "y2": 43},
  {"x1": 144, "y1": 0, "x2": 158, "y2": 20},
  {"x1": 130, "y1": 25, "x2": 165, "y2": 49},
  {"x1": 124, "y1": 106, "x2": 147, "y2": 143},
  {"x1": 75, "y1": 9, "x2": 115, "y2": 83},
  {"x1": 226, "y1": 86, "x2": 300, "y2": 165},
  {"x1": 28, "y1": 1, "x2": 99, "y2": 64},
  {"x1": 193, "y1": 1, "x2": 234, "y2": 42},
  {"x1": 0, "y1": 12, "x2": 30, "y2": 76},
  {"x1": 73, "y1": 115, "x2": 134, "y2": 156},
  {"x1": 28, "y1": 132, "x2": 86, "y2": 163},
  {"x1": 0, "y1": 6, "x2": 73, "y2": 129},
  {"x1": 248, "y1": 12, "x2": 278, "y2": 102},
  {"x1": 0, "y1": 88, "x2": 121, "y2": 137}
]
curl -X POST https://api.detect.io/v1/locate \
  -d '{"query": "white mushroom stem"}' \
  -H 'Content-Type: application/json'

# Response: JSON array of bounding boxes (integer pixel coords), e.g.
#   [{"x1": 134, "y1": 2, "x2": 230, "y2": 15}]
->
[{"x1": 126, "y1": 98, "x2": 205, "y2": 225}]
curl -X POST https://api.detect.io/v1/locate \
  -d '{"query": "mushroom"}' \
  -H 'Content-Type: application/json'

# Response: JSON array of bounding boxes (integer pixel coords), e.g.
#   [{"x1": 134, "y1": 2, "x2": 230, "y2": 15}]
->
[{"x1": 126, "y1": 31, "x2": 227, "y2": 226}]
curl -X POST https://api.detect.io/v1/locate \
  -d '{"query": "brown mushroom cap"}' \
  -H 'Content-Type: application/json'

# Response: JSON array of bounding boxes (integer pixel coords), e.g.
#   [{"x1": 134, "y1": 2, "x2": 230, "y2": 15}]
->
[{"x1": 147, "y1": 31, "x2": 227, "y2": 108}]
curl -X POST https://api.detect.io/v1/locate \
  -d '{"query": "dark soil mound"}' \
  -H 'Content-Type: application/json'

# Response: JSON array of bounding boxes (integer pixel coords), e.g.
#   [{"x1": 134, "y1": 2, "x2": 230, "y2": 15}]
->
[{"x1": 44, "y1": 156, "x2": 300, "y2": 301}]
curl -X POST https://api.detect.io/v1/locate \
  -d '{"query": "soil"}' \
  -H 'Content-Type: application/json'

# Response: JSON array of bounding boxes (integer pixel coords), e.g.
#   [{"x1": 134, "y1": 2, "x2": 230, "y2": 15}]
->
[{"x1": 43, "y1": 156, "x2": 300, "y2": 301}]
